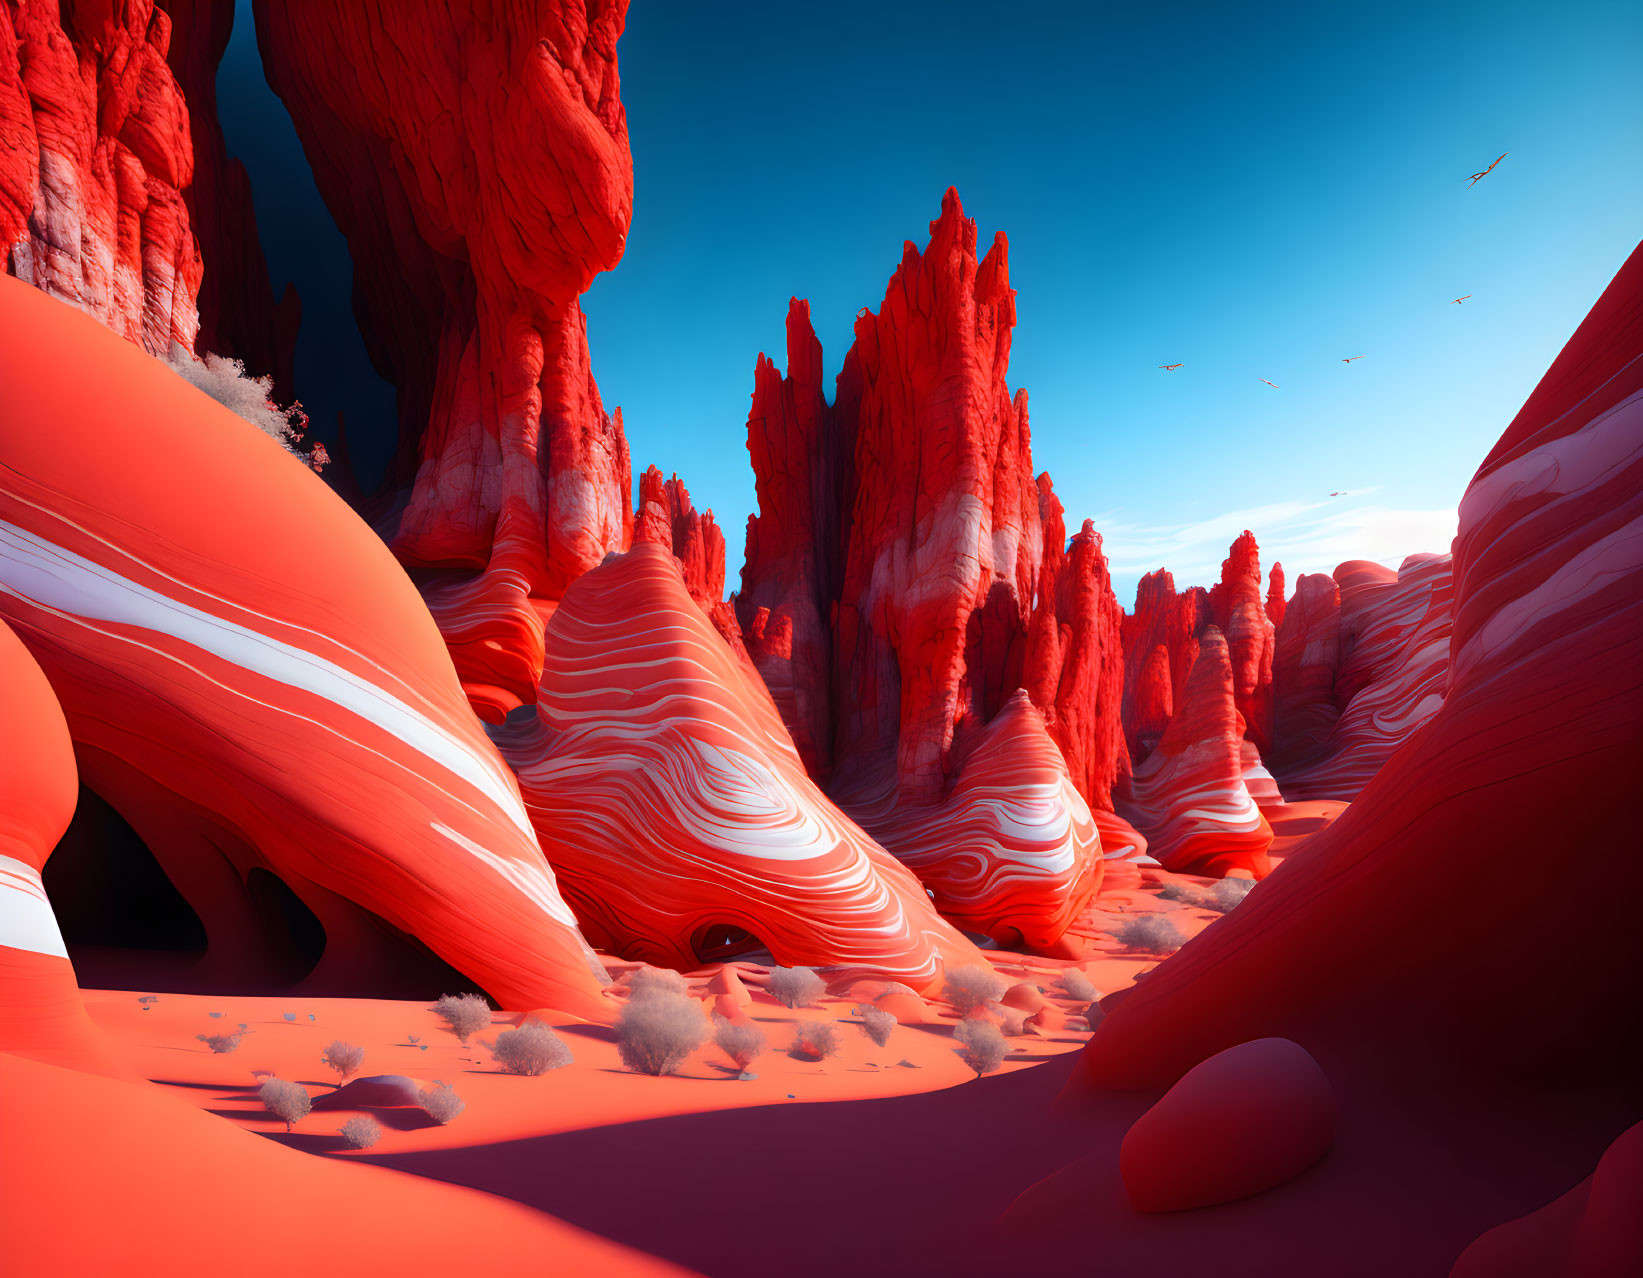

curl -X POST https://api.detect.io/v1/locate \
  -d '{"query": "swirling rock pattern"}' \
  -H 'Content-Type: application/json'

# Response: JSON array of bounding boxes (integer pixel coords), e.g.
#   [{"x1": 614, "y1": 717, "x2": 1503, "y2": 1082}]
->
[
  {"x1": 1114, "y1": 628, "x2": 1274, "y2": 877},
  {"x1": 3, "y1": 0, "x2": 202, "y2": 355},
  {"x1": 0, "y1": 277, "x2": 609, "y2": 1018},
  {"x1": 1082, "y1": 239, "x2": 1643, "y2": 1092},
  {"x1": 844, "y1": 692, "x2": 1105, "y2": 951},
  {"x1": 255, "y1": 0, "x2": 636, "y2": 721},
  {"x1": 499, "y1": 542, "x2": 985, "y2": 991},
  {"x1": 1275, "y1": 553, "x2": 1454, "y2": 799}
]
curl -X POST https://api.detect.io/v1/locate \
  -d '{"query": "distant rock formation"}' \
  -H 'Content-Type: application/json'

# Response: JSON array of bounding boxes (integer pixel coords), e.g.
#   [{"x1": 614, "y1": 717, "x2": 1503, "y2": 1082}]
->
[{"x1": 1081, "y1": 239, "x2": 1643, "y2": 1092}]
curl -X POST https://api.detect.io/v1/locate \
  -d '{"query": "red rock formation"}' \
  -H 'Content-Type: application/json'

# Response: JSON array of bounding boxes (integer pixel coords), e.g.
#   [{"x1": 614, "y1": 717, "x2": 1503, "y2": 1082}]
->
[
  {"x1": 1114, "y1": 627, "x2": 1274, "y2": 877},
  {"x1": 1268, "y1": 570, "x2": 1342, "y2": 773},
  {"x1": 1265, "y1": 561, "x2": 1286, "y2": 630},
  {"x1": 497, "y1": 543, "x2": 985, "y2": 992},
  {"x1": 631, "y1": 463, "x2": 747, "y2": 655},
  {"x1": 0, "y1": 617, "x2": 108, "y2": 1068},
  {"x1": 254, "y1": 1, "x2": 636, "y2": 721},
  {"x1": 158, "y1": 0, "x2": 298, "y2": 397},
  {"x1": 3, "y1": 0, "x2": 202, "y2": 355},
  {"x1": 1120, "y1": 569, "x2": 1210, "y2": 763},
  {"x1": 738, "y1": 298, "x2": 849, "y2": 778},
  {"x1": 1276, "y1": 552, "x2": 1453, "y2": 799},
  {"x1": 1081, "y1": 239, "x2": 1643, "y2": 1092},
  {"x1": 1, "y1": 276, "x2": 611, "y2": 1019},
  {"x1": 735, "y1": 191, "x2": 1132, "y2": 946},
  {"x1": 1207, "y1": 530, "x2": 1277, "y2": 755}
]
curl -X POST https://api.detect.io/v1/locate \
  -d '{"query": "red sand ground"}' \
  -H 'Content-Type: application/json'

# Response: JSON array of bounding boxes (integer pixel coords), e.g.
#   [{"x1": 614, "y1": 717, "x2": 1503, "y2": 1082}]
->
[{"x1": 12, "y1": 848, "x2": 1622, "y2": 1277}]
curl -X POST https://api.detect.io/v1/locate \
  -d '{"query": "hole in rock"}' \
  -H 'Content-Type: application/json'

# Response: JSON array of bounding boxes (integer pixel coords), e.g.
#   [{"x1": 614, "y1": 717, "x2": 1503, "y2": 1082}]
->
[
  {"x1": 246, "y1": 866, "x2": 328, "y2": 979},
  {"x1": 691, "y1": 923, "x2": 770, "y2": 965},
  {"x1": 44, "y1": 784, "x2": 208, "y2": 954}
]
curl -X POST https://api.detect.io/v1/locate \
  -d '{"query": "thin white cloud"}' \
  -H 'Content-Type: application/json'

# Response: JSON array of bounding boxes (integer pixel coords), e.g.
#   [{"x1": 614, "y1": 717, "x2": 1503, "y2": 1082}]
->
[{"x1": 1097, "y1": 496, "x2": 1457, "y2": 603}]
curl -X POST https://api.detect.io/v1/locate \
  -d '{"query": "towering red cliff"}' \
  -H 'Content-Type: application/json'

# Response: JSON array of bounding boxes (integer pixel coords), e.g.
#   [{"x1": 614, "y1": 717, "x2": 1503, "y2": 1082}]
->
[
  {"x1": 1207, "y1": 530, "x2": 1277, "y2": 755},
  {"x1": 735, "y1": 190, "x2": 1133, "y2": 948},
  {"x1": 1082, "y1": 239, "x2": 1643, "y2": 1092},
  {"x1": 254, "y1": 1, "x2": 636, "y2": 721},
  {"x1": 3, "y1": 0, "x2": 202, "y2": 355},
  {"x1": 632, "y1": 464, "x2": 747, "y2": 656},
  {"x1": 157, "y1": 0, "x2": 297, "y2": 397}
]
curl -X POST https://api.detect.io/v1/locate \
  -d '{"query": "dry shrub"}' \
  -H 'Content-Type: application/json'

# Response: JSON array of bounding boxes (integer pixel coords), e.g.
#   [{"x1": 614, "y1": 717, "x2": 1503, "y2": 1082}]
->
[
  {"x1": 1115, "y1": 914, "x2": 1186, "y2": 953},
  {"x1": 766, "y1": 966, "x2": 825, "y2": 1009},
  {"x1": 258, "y1": 1078, "x2": 311, "y2": 1131},
  {"x1": 1056, "y1": 968, "x2": 1098, "y2": 1002},
  {"x1": 712, "y1": 1017, "x2": 767, "y2": 1071},
  {"x1": 339, "y1": 1115, "x2": 381, "y2": 1150},
  {"x1": 854, "y1": 1004, "x2": 896, "y2": 1048},
  {"x1": 418, "y1": 1082, "x2": 465, "y2": 1125},
  {"x1": 624, "y1": 965, "x2": 690, "y2": 1001},
  {"x1": 195, "y1": 1032, "x2": 242, "y2": 1054},
  {"x1": 617, "y1": 992, "x2": 707, "y2": 1076},
  {"x1": 322, "y1": 1040, "x2": 365, "y2": 1085},
  {"x1": 953, "y1": 1020, "x2": 1008, "y2": 1077},
  {"x1": 431, "y1": 993, "x2": 491, "y2": 1045},
  {"x1": 491, "y1": 1021, "x2": 573, "y2": 1075},
  {"x1": 788, "y1": 1019, "x2": 839, "y2": 1061},
  {"x1": 942, "y1": 964, "x2": 1007, "y2": 1013}
]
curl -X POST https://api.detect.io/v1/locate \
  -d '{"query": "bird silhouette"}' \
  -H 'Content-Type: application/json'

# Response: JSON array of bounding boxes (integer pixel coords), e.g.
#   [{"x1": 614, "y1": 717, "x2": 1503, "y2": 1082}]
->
[
  {"x1": 1452, "y1": 295, "x2": 1471, "y2": 305},
  {"x1": 1330, "y1": 491, "x2": 1344, "y2": 497},
  {"x1": 1467, "y1": 153, "x2": 1507, "y2": 187},
  {"x1": 1158, "y1": 363, "x2": 1183, "y2": 370},
  {"x1": 1341, "y1": 355, "x2": 1364, "y2": 362},
  {"x1": 1259, "y1": 378, "x2": 1279, "y2": 388}
]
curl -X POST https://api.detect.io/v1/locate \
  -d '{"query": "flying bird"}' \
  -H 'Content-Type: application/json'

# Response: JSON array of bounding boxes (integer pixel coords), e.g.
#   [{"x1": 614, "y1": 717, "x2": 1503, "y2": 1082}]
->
[
  {"x1": 1330, "y1": 491, "x2": 1344, "y2": 497},
  {"x1": 1259, "y1": 378, "x2": 1279, "y2": 388},
  {"x1": 1452, "y1": 295, "x2": 1471, "y2": 305},
  {"x1": 1341, "y1": 355, "x2": 1364, "y2": 362},
  {"x1": 1467, "y1": 153, "x2": 1508, "y2": 187},
  {"x1": 1158, "y1": 363, "x2": 1183, "y2": 370}
]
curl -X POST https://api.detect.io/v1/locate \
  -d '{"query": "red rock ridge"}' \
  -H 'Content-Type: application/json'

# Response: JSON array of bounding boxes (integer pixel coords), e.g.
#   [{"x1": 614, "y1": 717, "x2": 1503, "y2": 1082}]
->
[
  {"x1": 3, "y1": 0, "x2": 202, "y2": 355},
  {"x1": 254, "y1": 1, "x2": 636, "y2": 721}
]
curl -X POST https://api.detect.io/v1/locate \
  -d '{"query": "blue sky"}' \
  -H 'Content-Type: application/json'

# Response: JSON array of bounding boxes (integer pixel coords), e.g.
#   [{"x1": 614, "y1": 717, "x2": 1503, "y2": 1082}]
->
[{"x1": 224, "y1": 1, "x2": 1642, "y2": 600}]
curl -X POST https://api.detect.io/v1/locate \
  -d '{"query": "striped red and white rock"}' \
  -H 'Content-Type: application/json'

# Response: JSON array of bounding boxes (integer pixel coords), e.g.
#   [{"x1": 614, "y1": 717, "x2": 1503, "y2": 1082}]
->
[
  {"x1": 0, "y1": 276, "x2": 610, "y2": 1019},
  {"x1": 632, "y1": 464, "x2": 747, "y2": 658},
  {"x1": 1273, "y1": 553, "x2": 1454, "y2": 799},
  {"x1": 1081, "y1": 239, "x2": 1643, "y2": 1093},
  {"x1": 254, "y1": 0, "x2": 636, "y2": 722},
  {"x1": 2, "y1": 0, "x2": 202, "y2": 355},
  {"x1": 497, "y1": 542, "x2": 986, "y2": 993},
  {"x1": 1114, "y1": 627, "x2": 1274, "y2": 878}
]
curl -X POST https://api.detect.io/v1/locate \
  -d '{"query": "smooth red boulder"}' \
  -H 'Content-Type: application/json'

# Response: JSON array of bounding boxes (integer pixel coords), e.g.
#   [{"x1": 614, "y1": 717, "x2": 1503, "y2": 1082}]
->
[
  {"x1": 1081, "y1": 240, "x2": 1643, "y2": 1092},
  {"x1": 1450, "y1": 1120, "x2": 1643, "y2": 1278},
  {"x1": 1120, "y1": 1037, "x2": 1336, "y2": 1212},
  {"x1": 255, "y1": 1, "x2": 636, "y2": 719},
  {"x1": 4, "y1": 0, "x2": 202, "y2": 354}
]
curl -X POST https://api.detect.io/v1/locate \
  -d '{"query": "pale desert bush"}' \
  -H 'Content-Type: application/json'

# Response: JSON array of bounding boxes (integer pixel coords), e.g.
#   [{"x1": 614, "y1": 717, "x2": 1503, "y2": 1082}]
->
[
  {"x1": 942, "y1": 964, "x2": 1007, "y2": 1014},
  {"x1": 338, "y1": 1115, "x2": 382, "y2": 1150},
  {"x1": 624, "y1": 965, "x2": 689, "y2": 1001},
  {"x1": 953, "y1": 1020, "x2": 1008, "y2": 1078},
  {"x1": 617, "y1": 991, "x2": 707, "y2": 1076},
  {"x1": 431, "y1": 993, "x2": 492, "y2": 1045},
  {"x1": 166, "y1": 343, "x2": 326, "y2": 469},
  {"x1": 418, "y1": 1082, "x2": 465, "y2": 1125},
  {"x1": 1115, "y1": 913, "x2": 1186, "y2": 953},
  {"x1": 854, "y1": 1004, "x2": 896, "y2": 1048},
  {"x1": 258, "y1": 1078, "x2": 311, "y2": 1131},
  {"x1": 1157, "y1": 879, "x2": 1199, "y2": 904},
  {"x1": 787, "y1": 1020, "x2": 839, "y2": 1061},
  {"x1": 1056, "y1": 968, "x2": 1099, "y2": 1002},
  {"x1": 712, "y1": 1017, "x2": 767, "y2": 1071},
  {"x1": 322, "y1": 1039, "x2": 365, "y2": 1085},
  {"x1": 195, "y1": 1032, "x2": 242, "y2": 1054},
  {"x1": 1203, "y1": 877, "x2": 1256, "y2": 913},
  {"x1": 766, "y1": 966, "x2": 825, "y2": 1009},
  {"x1": 490, "y1": 1021, "x2": 573, "y2": 1075}
]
